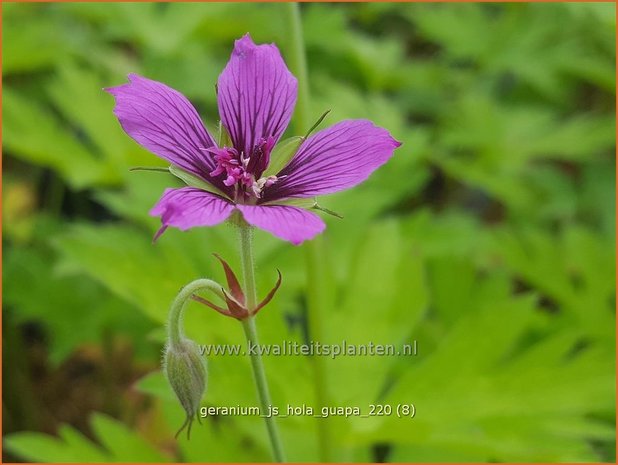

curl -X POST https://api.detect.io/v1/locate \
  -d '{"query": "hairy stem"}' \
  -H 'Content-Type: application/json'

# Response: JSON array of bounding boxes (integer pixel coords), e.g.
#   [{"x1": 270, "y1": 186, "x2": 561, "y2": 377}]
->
[
  {"x1": 285, "y1": 2, "x2": 334, "y2": 461},
  {"x1": 168, "y1": 279, "x2": 225, "y2": 348},
  {"x1": 238, "y1": 224, "x2": 258, "y2": 308},
  {"x1": 238, "y1": 224, "x2": 287, "y2": 462}
]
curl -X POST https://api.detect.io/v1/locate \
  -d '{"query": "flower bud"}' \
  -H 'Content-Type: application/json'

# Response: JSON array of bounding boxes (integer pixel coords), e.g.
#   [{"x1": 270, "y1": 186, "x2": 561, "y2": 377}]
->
[{"x1": 164, "y1": 338, "x2": 207, "y2": 439}]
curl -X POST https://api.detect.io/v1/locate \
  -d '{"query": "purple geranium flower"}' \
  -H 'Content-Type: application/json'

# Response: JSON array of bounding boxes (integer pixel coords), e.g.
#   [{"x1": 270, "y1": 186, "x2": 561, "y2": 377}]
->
[{"x1": 106, "y1": 34, "x2": 401, "y2": 245}]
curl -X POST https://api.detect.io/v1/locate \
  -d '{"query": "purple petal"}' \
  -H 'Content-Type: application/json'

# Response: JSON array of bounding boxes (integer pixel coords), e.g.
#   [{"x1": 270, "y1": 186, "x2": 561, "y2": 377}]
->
[
  {"x1": 236, "y1": 204, "x2": 325, "y2": 245},
  {"x1": 150, "y1": 187, "x2": 234, "y2": 240},
  {"x1": 106, "y1": 74, "x2": 219, "y2": 181},
  {"x1": 263, "y1": 120, "x2": 401, "y2": 200},
  {"x1": 217, "y1": 34, "x2": 297, "y2": 157}
]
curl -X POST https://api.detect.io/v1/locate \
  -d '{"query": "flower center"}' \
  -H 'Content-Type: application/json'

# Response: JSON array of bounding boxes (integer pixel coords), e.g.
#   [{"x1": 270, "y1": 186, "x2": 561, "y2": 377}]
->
[{"x1": 208, "y1": 136, "x2": 279, "y2": 201}]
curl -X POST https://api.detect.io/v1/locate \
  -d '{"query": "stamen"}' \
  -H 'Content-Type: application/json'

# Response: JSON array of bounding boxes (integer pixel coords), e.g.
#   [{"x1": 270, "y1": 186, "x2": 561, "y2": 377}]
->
[
  {"x1": 251, "y1": 175, "x2": 279, "y2": 198},
  {"x1": 209, "y1": 139, "x2": 278, "y2": 200}
]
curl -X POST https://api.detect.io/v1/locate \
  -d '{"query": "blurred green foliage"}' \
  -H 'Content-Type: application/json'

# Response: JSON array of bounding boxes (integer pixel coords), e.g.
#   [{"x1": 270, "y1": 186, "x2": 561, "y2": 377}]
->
[{"x1": 2, "y1": 2, "x2": 615, "y2": 463}]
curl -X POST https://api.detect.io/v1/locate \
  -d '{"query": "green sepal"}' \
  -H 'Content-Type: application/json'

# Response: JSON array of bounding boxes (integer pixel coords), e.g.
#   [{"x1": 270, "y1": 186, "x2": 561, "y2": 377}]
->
[
  {"x1": 263, "y1": 136, "x2": 304, "y2": 177},
  {"x1": 304, "y1": 109, "x2": 331, "y2": 139},
  {"x1": 129, "y1": 166, "x2": 169, "y2": 173},
  {"x1": 274, "y1": 197, "x2": 343, "y2": 219},
  {"x1": 276, "y1": 197, "x2": 317, "y2": 209},
  {"x1": 313, "y1": 203, "x2": 343, "y2": 219},
  {"x1": 217, "y1": 120, "x2": 232, "y2": 148},
  {"x1": 169, "y1": 165, "x2": 228, "y2": 198}
]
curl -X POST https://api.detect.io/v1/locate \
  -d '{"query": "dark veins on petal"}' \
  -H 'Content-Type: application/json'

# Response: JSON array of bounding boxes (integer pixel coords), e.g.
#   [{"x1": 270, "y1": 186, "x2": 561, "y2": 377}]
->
[
  {"x1": 217, "y1": 42, "x2": 296, "y2": 160},
  {"x1": 260, "y1": 121, "x2": 399, "y2": 202},
  {"x1": 109, "y1": 75, "x2": 232, "y2": 196}
]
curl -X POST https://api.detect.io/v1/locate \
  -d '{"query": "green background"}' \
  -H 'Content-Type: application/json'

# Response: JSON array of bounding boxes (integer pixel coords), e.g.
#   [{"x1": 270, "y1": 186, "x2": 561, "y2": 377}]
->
[{"x1": 2, "y1": 2, "x2": 616, "y2": 462}]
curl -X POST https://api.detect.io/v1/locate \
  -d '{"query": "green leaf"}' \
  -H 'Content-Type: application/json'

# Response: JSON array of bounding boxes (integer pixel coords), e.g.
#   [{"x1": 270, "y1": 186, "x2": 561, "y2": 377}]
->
[
  {"x1": 4, "y1": 429, "x2": 108, "y2": 463},
  {"x1": 492, "y1": 225, "x2": 616, "y2": 341},
  {"x1": 90, "y1": 413, "x2": 171, "y2": 462},
  {"x1": 3, "y1": 244, "x2": 156, "y2": 365},
  {"x1": 3, "y1": 89, "x2": 114, "y2": 189},
  {"x1": 2, "y1": 13, "x2": 71, "y2": 74},
  {"x1": 4, "y1": 415, "x2": 171, "y2": 463}
]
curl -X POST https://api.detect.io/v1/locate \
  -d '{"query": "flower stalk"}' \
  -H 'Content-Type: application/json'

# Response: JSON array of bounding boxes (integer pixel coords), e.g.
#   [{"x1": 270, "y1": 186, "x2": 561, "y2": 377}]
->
[
  {"x1": 167, "y1": 279, "x2": 225, "y2": 348},
  {"x1": 238, "y1": 223, "x2": 287, "y2": 463},
  {"x1": 165, "y1": 279, "x2": 224, "y2": 439}
]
